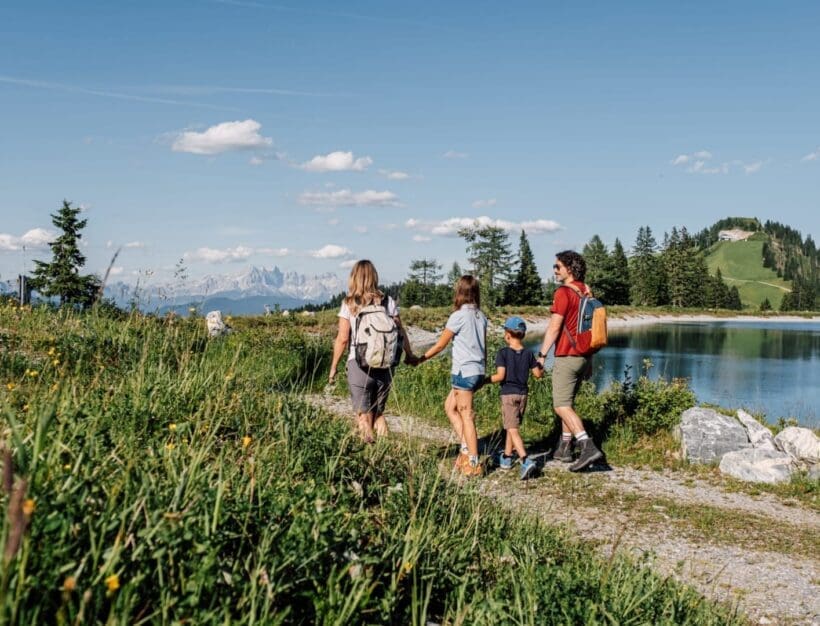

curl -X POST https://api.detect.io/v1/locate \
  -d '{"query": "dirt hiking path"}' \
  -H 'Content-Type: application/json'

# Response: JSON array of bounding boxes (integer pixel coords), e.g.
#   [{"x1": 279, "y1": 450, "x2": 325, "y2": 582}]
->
[{"x1": 308, "y1": 392, "x2": 820, "y2": 626}]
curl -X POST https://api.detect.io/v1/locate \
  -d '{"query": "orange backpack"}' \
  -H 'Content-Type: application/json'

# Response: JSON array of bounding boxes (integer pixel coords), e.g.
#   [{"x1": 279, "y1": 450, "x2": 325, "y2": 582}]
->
[{"x1": 559, "y1": 284, "x2": 608, "y2": 355}]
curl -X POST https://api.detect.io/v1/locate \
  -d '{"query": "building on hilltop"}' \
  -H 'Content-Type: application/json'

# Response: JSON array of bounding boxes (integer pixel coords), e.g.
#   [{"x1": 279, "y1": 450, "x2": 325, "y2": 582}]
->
[{"x1": 718, "y1": 229, "x2": 754, "y2": 242}]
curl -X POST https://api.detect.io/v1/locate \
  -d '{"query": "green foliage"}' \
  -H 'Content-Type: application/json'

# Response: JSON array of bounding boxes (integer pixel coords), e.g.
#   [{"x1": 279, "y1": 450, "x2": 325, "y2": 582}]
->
[
  {"x1": 630, "y1": 226, "x2": 667, "y2": 306},
  {"x1": 458, "y1": 223, "x2": 513, "y2": 306},
  {"x1": 584, "y1": 235, "x2": 631, "y2": 305},
  {"x1": 504, "y1": 230, "x2": 543, "y2": 305},
  {"x1": 29, "y1": 200, "x2": 100, "y2": 308},
  {"x1": 0, "y1": 304, "x2": 739, "y2": 624},
  {"x1": 705, "y1": 240, "x2": 791, "y2": 308}
]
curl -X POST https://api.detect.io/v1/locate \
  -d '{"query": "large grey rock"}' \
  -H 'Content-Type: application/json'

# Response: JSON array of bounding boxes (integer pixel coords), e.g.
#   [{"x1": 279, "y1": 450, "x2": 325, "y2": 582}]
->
[
  {"x1": 774, "y1": 427, "x2": 820, "y2": 463},
  {"x1": 205, "y1": 310, "x2": 232, "y2": 337},
  {"x1": 678, "y1": 407, "x2": 750, "y2": 464},
  {"x1": 736, "y1": 409, "x2": 777, "y2": 451},
  {"x1": 719, "y1": 448, "x2": 794, "y2": 484}
]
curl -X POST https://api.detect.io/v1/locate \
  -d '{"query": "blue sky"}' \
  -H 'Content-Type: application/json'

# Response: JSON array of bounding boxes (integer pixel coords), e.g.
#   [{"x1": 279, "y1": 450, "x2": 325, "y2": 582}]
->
[{"x1": 1, "y1": 0, "x2": 818, "y2": 287}]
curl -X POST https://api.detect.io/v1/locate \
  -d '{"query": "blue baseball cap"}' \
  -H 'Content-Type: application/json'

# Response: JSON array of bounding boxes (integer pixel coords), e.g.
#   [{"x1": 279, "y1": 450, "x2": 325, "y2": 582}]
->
[{"x1": 503, "y1": 316, "x2": 527, "y2": 333}]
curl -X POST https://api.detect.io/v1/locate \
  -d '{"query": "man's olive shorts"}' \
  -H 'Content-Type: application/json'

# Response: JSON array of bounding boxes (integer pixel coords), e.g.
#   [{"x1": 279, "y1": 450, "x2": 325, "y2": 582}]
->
[{"x1": 551, "y1": 356, "x2": 591, "y2": 409}]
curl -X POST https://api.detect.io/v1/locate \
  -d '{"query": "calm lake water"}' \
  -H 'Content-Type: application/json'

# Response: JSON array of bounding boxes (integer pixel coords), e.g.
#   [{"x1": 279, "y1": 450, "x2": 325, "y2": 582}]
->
[{"x1": 538, "y1": 320, "x2": 819, "y2": 426}]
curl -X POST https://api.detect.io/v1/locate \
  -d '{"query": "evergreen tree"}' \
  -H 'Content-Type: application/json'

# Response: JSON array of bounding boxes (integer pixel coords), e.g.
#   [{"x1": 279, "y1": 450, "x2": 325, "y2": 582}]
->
[
  {"x1": 706, "y1": 268, "x2": 730, "y2": 309},
  {"x1": 582, "y1": 235, "x2": 611, "y2": 301},
  {"x1": 30, "y1": 200, "x2": 100, "y2": 307},
  {"x1": 458, "y1": 223, "x2": 513, "y2": 306},
  {"x1": 506, "y1": 230, "x2": 543, "y2": 305},
  {"x1": 629, "y1": 226, "x2": 666, "y2": 306},
  {"x1": 447, "y1": 261, "x2": 463, "y2": 286},
  {"x1": 759, "y1": 297, "x2": 772, "y2": 312},
  {"x1": 727, "y1": 286, "x2": 742, "y2": 310},
  {"x1": 608, "y1": 238, "x2": 631, "y2": 305},
  {"x1": 406, "y1": 258, "x2": 442, "y2": 306}
]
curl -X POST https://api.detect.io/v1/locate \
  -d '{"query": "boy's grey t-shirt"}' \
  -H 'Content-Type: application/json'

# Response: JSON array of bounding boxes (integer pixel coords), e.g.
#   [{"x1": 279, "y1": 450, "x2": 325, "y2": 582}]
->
[{"x1": 445, "y1": 304, "x2": 488, "y2": 376}]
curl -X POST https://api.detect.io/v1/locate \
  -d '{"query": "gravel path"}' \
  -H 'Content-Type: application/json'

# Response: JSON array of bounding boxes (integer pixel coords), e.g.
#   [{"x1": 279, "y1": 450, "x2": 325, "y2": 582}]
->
[{"x1": 307, "y1": 392, "x2": 820, "y2": 626}]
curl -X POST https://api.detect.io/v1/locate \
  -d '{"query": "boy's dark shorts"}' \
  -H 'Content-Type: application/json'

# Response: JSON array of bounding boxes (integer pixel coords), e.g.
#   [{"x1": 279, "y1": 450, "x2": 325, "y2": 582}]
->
[
  {"x1": 346, "y1": 359, "x2": 394, "y2": 415},
  {"x1": 501, "y1": 393, "x2": 528, "y2": 429}
]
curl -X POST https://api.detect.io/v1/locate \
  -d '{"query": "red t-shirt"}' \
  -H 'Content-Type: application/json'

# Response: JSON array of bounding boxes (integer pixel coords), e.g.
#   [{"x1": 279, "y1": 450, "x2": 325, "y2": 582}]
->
[{"x1": 550, "y1": 281, "x2": 588, "y2": 357}]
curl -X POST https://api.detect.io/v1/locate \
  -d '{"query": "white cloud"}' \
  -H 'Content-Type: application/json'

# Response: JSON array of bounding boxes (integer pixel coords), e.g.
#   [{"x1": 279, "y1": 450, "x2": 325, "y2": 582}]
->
[
  {"x1": 171, "y1": 119, "x2": 272, "y2": 155},
  {"x1": 124, "y1": 241, "x2": 145, "y2": 249},
  {"x1": 671, "y1": 150, "x2": 729, "y2": 175},
  {"x1": 311, "y1": 244, "x2": 352, "y2": 259},
  {"x1": 108, "y1": 266, "x2": 124, "y2": 276},
  {"x1": 184, "y1": 245, "x2": 255, "y2": 263},
  {"x1": 378, "y1": 169, "x2": 410, "y2": 180},
  {"x1": 406, "y1": 216, "x2": 561, "y2": 238},
  {"x1": 743, "y1": 161, "x2": 764, "y2": 174},
  {"x1": 249, "y1": 156, "x2": 264, "y2": 166},
  {"x1": 443, "y1": 150, "x2": 468, "y2": 159},
  {"x1": 300, "y1": 151, "x2": 372, "y2": 172},
  {"x1": 471, "y1": 198, "x2": 497, "y2": 209},
  {"x1": 802, "y1": 147, "x2": 819, "y2": 162},
  {"x1": 298, "y1": 189, "x2": 401, "y2": 208},
  {"x1": 0, "y1": 227, "x2": 55, "y2": 251},
  {"x1": 257, "y1": 247, "x2": 290, "y2": 257},
  {"x1": 353, "y1": 226, "x2": 368, "y2": 233},
  {"x1": 339, "y1": 259, "x2": 357, "y2": 269},
  {"x1": 412, "y1": 234, "x2": 432, "y2": 242}
]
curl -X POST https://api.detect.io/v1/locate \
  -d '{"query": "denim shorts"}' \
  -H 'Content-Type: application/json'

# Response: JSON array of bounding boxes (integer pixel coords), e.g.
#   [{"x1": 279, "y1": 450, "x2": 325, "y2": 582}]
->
[{"x1": 451, "y1": 372, "x2": 483, "y2": 392}]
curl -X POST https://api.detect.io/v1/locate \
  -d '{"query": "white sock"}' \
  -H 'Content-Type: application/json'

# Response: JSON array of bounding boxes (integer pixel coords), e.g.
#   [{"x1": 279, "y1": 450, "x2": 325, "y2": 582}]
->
[
  {"x1": 561, "y1": 433, "x2": 572, "y2": 442},
  {"x1": 575, "y1": 431, "x2": 589, "y2": 442},
  {"x1": 460, "y1": 441, "x2": 468, "y2": 455}
]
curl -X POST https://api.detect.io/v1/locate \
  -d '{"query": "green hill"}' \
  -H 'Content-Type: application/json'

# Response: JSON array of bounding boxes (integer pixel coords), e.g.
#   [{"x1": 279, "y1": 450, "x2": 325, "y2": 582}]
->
[{"x1": 705, "y1": 239, "x2": 791, "y2": 308}]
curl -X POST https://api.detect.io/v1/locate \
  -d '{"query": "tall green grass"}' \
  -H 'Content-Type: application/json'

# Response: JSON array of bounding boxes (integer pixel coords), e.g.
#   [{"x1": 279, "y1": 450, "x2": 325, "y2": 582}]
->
[{"x1": 0, "y1": 303, "x2": 740, "y2": 624}]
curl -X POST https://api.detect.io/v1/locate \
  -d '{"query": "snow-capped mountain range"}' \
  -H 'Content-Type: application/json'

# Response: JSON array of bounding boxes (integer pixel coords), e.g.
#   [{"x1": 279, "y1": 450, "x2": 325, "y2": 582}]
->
[{"x1": 105, "y1": 266, "x2": 344, "y2": 313}]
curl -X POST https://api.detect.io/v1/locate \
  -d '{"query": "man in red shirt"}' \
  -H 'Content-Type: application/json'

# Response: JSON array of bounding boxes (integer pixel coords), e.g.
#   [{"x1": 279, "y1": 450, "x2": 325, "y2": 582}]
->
[{"x1": 536, "y1": 250, "x2": 604, "y2": 471}]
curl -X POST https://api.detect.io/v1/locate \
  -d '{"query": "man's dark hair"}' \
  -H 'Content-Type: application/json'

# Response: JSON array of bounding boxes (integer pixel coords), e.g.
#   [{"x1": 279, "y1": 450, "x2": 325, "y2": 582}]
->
[{"x1": 556, "y1": 250, "x2": 586, "y2": 282}]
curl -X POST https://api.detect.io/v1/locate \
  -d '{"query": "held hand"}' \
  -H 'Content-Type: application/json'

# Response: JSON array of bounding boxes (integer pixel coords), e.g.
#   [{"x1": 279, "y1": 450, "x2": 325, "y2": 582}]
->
[
  {"x1": 328, "y1": 367, "x2": 337, "y2": 384},
  {"x1": 405, "y1": 354, "x2": 418, "y2": 366}
]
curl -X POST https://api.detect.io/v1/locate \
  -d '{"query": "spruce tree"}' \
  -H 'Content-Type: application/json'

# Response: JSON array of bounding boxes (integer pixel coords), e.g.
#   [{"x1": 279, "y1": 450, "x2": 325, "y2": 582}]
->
[
  {"x1": 458, "y1": 223, "x2": 513, "y2": 306},
  {"x1": 30, "y1": 200, "x2": 100, "y2": 307},
  {"x1": 582, "y1": 235, "x2": 611, "y2": 301},
  {"x1": 727, "y1": 286, "x2": 742, "y2": 310},
  {"x1": 407, "y1": 258, "x2": 442, "y2": 306},
  {"x1": 506, "y1": 230, "x2": 543, "y2": 305},
  {"x1": 630, "y1": 226, "x2": 666, "y2": 306},
  {"x1": 608, "y1": 238, "x2": 631, "y2": 305}
]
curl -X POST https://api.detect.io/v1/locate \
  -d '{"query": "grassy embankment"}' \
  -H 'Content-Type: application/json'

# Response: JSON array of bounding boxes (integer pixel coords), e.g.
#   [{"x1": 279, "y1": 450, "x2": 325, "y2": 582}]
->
[
  {"x1": 0, "y1": 302, "x2": 744, "y2": 624},
  {"x1": 705, "y1": 238, "x2": 791, "y2": 308}
]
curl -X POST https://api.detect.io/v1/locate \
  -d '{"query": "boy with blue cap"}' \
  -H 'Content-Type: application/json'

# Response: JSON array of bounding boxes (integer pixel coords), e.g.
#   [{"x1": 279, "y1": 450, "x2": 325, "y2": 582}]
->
[{"x1": 486, "y1": 316, "x2": 544, "y2": 479}]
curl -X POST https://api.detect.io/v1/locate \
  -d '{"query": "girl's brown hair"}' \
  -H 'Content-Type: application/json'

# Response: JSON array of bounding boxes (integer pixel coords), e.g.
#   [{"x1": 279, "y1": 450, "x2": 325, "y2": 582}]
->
[
  {"x1": 344, "y1": 260, "x2": 383, "y2": 316},
  {"x1": 452, "y1": 275, "x2": 480, "y2": 310}
]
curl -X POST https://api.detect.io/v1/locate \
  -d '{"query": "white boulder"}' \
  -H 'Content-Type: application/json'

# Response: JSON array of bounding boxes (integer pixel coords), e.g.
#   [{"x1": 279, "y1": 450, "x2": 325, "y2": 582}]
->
[
  {"x1": 205, "y1": 310, "x2": 232, "y2": 337},
  {"x1": 719, "y1": 448, "x2": 794, "y2": 484},
  {"x1": 774, "y1": 427, "x2": 820, "y2": 464},
  {"x1": 736, "y1": 409, "x2": 777, "y2": 451},
  {"x1": 677, "y1": 407, "x2": 750, "y2": 464}
]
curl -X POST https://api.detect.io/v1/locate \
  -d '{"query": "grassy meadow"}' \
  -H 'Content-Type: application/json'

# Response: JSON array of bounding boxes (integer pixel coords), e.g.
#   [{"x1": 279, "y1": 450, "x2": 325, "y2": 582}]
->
[
  {"x1": 0, "y1": 301, "x2": 751, "y2": 624},
  {"x1": 705, "y1": 240, "x2": 791, "y2": 308}
]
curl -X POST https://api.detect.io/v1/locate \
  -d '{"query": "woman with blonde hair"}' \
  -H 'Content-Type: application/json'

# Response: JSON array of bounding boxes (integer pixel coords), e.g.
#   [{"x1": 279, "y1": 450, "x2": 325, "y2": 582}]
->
[
  {"x1": 329, "y1": 260, "x2": 417, "y2": 442},
  {"x1": 414, "y1": 276, "x2": 487, "y2": 476}
]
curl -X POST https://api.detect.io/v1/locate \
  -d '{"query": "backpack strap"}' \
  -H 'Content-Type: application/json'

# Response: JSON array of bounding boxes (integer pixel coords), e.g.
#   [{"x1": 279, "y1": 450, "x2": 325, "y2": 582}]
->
[{"x1": 557, "y1": 283, "x2": 589, "y2": 350}]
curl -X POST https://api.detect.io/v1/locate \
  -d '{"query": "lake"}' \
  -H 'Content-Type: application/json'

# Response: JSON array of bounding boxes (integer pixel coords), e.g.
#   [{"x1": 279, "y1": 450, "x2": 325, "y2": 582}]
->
[{"x1": 538, "y1": 320, "x2": 820, "y2": 426}]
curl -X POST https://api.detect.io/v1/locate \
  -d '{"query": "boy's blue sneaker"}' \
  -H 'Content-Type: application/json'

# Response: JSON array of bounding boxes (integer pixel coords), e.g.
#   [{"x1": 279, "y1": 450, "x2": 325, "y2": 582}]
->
[
  {"x1": 497, "y1": 453, "x2": 513, "y2": 471},
  {"x1": 519, "y1": 457, "x2": 537, "y2": 480}
]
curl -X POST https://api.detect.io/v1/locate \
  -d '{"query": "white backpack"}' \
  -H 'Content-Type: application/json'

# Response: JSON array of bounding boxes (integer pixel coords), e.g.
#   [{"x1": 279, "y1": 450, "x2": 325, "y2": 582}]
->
[{"x1": 353, "y1": 297, "x2": 401, "y2": 370}]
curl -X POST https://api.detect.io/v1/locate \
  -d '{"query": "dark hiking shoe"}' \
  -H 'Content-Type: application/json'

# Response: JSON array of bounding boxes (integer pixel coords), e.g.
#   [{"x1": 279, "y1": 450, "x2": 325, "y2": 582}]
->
[
  {"x1": 568, "y1": 439, "x2": 603, "y2": 472},
  {"x1": 553, "y1": 440, "x2": 574, "y2": 463}
]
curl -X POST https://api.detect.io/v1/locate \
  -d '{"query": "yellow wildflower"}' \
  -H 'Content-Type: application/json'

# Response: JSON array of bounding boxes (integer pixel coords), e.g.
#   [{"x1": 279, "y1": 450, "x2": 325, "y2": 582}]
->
[
  {"x1": 242, "y1": 436, "x2": 252, "y2": 448},
  {"x1": 105, "y1": 574, "x2": 119, "y2": 592},
  {"x1": 62, "y1": 576, "x2": 76, "y2": 592},
  {"x1": 402, "y1": 561, "x2": 413, "y2": 574},
  {"x1": 6, "y1": 382, "x2": 15, "y2": 391},
  {"x1": 26, "y1": 369, "x2": 39, "y2": 378},
  {"x1": 22, "y1": 404, "x2": 28, "y2": 412},
  {"x1": 22, "y1": 499, "x2": 36, "y2": 516},
  {"x1": 52, "y1": 359, "x2": 60, "y2": 366},
  {"x1": 165, "y1": 442, "x2": 176, "y2": 450},
  {"x1": 168, "y1": 423, "x2": 177, "y2": 432},
  {"x1": 48, "y1": 347, "x2": 56, "y2": 356},
  {"x1": 63, "y1": 463, "x2": 72, "y2": 471}
]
